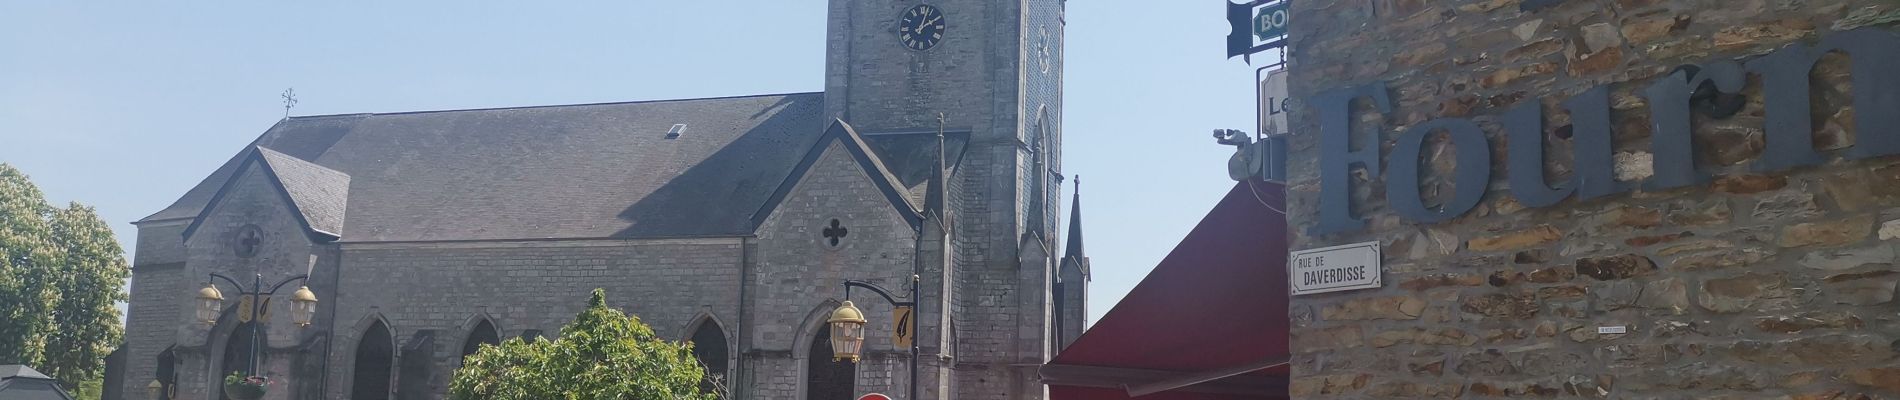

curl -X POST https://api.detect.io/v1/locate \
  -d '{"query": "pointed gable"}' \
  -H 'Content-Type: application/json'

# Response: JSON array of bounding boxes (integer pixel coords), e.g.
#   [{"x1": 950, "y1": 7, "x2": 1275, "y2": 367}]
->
[
  {"x1": 752, "y1": 119, "x2": 923, "y2": 231},
  {"x1": 140, "y1": 114, "x2": 364, "y2": 223},
  {"x1": 255, "y1": 147, "x2": 351, "y2": 237},
  {"x1": 181, "y1": 146, "x2": 352, "y2": 241}
]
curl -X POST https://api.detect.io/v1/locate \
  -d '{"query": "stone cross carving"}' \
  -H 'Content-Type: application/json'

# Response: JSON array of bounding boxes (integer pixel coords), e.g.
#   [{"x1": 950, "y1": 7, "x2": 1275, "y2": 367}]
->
[
  {"x1": 235, "y1": 226, "x2": 263, "y2": 258},
  {"x1": 822, "y1": 219, "x2": 849, "y2": 247}
]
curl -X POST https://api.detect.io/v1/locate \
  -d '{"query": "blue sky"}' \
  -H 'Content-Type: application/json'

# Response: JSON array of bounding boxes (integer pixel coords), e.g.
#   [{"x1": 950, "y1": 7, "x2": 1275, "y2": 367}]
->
[{"x1": 0, "y1": 1, "x2": 1264, "y2": 324}]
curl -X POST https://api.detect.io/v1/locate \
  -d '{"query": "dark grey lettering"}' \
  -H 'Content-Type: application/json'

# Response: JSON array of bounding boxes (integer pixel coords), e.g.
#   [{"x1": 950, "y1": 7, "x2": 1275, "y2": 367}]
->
[
  {"x1": 1388, "y1": 118, "x2": 1491, "y2": 223},
  {"x1": 1312, "y1": 82, "x2": 1392, "y2": 235}
]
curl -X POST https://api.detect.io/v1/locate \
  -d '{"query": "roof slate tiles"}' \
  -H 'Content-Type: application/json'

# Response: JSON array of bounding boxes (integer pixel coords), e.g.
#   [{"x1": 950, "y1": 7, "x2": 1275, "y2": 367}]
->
[
  {"x1": 256, "y1": 147, "x2": 351, "y2": 237},
  {"x1": 143, "y1": 93, "x2": 829, "y2": 242}
]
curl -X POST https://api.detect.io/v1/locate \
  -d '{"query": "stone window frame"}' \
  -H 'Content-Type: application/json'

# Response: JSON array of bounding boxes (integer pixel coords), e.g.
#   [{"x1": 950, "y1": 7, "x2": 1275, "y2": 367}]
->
[
  {"x1": 202, "y1": 306, "x2": 264, "y2": 399},
  {"x1": 792, "y1": 299, "x2": 855, "y2": 400},
  {"x1": 453, "y1": 313, "x2": 505, "y2": 370},
  {"x1": 680, "y1": 311, "x2": 736, "y2": 398},
  {"x1": 336, "y1": 312, "x2": 398, "y2": 400}
]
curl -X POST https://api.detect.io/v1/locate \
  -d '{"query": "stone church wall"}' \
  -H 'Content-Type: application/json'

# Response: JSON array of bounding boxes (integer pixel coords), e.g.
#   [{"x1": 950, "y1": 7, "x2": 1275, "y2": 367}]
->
[
  {"x1": 1283, "y1": 0, "x2": 1900, "y2": 397},
  {"x1": 751, "y1": 140, "x2": 920, "y2": 400},
  {"x1": 822, "y1": 0, "x2": 1005, "y2": 133},
  {"x1": 823, "y1": 0, "x2": 1062, "y2": 397},
  {"x1": 143, "y1": 165, "x2": 331, "y2": 400},
  {"x1": 325, "y1": 238, "x2": 744, "y2": 399},
  {"x1": 121, "y1": 220, "x2": 190, "y2": 399}
]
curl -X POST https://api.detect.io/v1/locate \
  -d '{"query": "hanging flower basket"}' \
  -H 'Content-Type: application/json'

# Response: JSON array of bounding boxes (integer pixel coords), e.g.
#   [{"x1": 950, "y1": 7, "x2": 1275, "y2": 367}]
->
[{"x1": 222, "y1": 372, "x2": 269, "y2": 400}]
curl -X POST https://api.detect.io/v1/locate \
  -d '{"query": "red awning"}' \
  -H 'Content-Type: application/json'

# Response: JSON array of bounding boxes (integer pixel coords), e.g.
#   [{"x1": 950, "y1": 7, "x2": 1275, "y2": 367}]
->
[{"x1": 1042, "y1": 180, "x2": 1289, "y2": 400}]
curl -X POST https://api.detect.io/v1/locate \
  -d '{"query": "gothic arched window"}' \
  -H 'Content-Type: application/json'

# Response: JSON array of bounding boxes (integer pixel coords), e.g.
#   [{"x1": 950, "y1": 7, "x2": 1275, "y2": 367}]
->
[
  {"x1": 460, "y1": 319, "x2": 500, "y2": 366},
  {"x1": 689, "y1": 320, "x2": 730, "y2": 398},
  {"x1": 155, "y1": 346, "x2": 176, "y2": 400},
  {"x1": 218, "y1": 322, "x2": 255, "y2": 400},
  {"x1": 352, "y1": 320, "x2": 395, "y2": 400},
  {"x1": 805, "y1": 325, "x2": 854, "y2": 400}
]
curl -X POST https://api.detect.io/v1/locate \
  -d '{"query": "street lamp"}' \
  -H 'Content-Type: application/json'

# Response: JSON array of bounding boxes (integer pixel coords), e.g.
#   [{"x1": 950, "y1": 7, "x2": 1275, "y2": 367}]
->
[
  {"x1": 193, "y1": 272, "x2": 317, "y2": 375},
  {"x1": 829, "y1": 275, "x2": 921, "y2": 400},
  {"x1": 146, "y1": 379, "x2": 166, "y2": 400},
  {"x1": 827, "y1": 301, "x2": 867, "y2": 362},
  {"x1": 289, "y1": 285, "x2": 319, "y2": 327},
  {"x1": 196, "y1": 284, "x2": 224, "y2": 324}
]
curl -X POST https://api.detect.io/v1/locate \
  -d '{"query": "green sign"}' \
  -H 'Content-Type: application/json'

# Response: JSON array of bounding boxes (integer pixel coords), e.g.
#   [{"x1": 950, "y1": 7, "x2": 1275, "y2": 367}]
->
[{"x1": 1253, "y1": 1, "x2": 1290, "y2": 41}]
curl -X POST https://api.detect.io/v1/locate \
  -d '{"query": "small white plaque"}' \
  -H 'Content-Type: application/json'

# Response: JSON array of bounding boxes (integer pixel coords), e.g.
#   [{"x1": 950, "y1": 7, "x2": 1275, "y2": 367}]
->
[
  {"x1": 1597, "y1": 326, "x2": 1627, "y2": 335},
  {"x1": 1289, "y1": 241, "x2": 1382, "y2": 295}
]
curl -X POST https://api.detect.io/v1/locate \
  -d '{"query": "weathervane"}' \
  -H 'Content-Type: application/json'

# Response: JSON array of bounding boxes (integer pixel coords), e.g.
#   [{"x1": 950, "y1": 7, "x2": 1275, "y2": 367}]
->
[{"x1": 281, "y1": 88, "x2": 298, "y2": 119}]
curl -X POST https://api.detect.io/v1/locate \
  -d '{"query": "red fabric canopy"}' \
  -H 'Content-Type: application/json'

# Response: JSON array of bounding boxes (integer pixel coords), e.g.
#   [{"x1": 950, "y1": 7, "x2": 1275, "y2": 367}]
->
[{"x1": 1042, "y1": 180, "x2": 1289, "y2": 400}]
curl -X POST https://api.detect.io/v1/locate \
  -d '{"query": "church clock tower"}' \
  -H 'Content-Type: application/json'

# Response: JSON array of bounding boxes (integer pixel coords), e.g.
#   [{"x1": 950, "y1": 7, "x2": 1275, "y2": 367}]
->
[{"x1": 823, "y1": 0, "x2": 1068, "y2": 399}]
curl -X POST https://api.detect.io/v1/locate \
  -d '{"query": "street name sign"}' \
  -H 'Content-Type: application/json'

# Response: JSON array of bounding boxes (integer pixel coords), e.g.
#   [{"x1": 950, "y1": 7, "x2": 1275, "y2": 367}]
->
[{"x1": 1289, "y1": 241, "x2": 1382, "y2": 295}]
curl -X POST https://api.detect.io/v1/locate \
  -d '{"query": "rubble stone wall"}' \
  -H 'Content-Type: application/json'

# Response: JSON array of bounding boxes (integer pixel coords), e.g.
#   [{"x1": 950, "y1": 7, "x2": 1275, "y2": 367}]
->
[{"x1": 1283, "y1": 0, "x2": 1900, "y2": 397}]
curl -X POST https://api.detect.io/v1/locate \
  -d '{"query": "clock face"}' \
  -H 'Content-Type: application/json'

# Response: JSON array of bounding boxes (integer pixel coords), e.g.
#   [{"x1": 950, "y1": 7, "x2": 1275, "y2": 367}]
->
[{"x1": 898, "y1": 4, "x2": 946, "y2": 51}]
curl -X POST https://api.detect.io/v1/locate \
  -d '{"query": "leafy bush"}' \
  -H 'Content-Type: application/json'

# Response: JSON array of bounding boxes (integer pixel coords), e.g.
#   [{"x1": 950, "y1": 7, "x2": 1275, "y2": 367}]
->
[{"x1": 449, "y1": 289, "x2": 716, "y2": 400}]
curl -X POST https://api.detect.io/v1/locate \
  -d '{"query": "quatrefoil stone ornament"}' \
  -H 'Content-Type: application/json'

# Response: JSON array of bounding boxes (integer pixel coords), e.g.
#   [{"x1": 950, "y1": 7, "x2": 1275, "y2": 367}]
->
[
  {"x1": 822, "y1": 219, "x2": 849, "y2": 248},
  {"x1": 234, "y1": 225, "x2": 263, "y2": 258}
]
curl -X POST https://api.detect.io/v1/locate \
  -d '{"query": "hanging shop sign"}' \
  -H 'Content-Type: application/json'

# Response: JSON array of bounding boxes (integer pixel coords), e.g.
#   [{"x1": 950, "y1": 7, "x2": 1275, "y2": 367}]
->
[
  {"x1": 1253, "y1": 1, "x2": 1290, "y2": 43},
  {"x1": 1260, "y1": 68, "x2": 1290, "y2": 136},
  {"x1": 892, "y1": 306, "x2": 916, "y2": 348},
  {"x1": 1289, "y1": 241, "x2": 1381, "y2": 295},
  {"x1": 1309, "y1": 27, "x2": 1900, "y2": 234},
  {"x1": 1227, "y1": 0, "x2": 1289, "y2": 58}
]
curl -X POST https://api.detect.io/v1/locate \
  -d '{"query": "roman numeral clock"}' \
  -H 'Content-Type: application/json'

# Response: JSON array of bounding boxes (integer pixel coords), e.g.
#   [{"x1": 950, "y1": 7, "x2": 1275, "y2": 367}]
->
[{"x1": 898, "y1": 4, "x2": 946, "y2": 51}]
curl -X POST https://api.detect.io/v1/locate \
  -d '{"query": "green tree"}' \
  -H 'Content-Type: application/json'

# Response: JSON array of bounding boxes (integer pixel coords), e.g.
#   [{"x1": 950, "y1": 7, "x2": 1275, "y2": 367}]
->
[
  {"x1": 0, "y1": 164, "x2": 129, "y2": 387},
  {"x1": 449, "y1": 289, "x2": 715, "y2": 400},
  {"x1": 70, "y1": 376, "x2": 103, "y2": 400}
]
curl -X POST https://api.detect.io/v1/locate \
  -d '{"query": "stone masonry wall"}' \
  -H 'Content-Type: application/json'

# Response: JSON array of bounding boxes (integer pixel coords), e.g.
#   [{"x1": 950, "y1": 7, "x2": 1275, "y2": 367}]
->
[
  {"x1": 750, "y1": 140, "x2": 919, "y2": 400},
  {"x1": 1283, "y1": 0, "x2": 1900, "y2": 398},
  {"x1": 824, "y1": 0, "x2": 1056, "y2": 398},
  {"x1": 824, "y1": 0, "x2": 1011, "y2": 135},
  {"x1": 121, "y1": 220, "x2": 188, "y2": 399},
  {"x1": 327, "y1": 238, "x2": 743, "y2": 399},
  {"x1": 172, "y1": 165, "x2": 328, "y2": 400}
]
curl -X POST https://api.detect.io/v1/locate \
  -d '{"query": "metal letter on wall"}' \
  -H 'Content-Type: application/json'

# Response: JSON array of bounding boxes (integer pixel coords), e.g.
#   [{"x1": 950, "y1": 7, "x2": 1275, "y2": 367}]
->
[
  {"x1": 1302, "y1": 28, "x2": 1900, "y2": 233},
  {"x1": 1504, "y1": 86, "x2": 1621, "y2": 206},
  {"x1": 1641, "y1": 62, "x2": 1743, "y2": 190},
  {"x1": 1387, "y1": 118, "x2": 1491, "y2": 223},
  {"x1": 1747, "y1": 28, "x2": 1900, "y2": 169},
  {"x1": 1747, "y1": 44, "x2": 1829, "y2": 170},
  {"x1": 1504, "y1": 97, "x2": 1575, "y2": 207},
  {"x1": 1311, "y1": 82, "x2": 1393, "y2": 235},
  {"x1": 1565, "y1": 87, "x2": 1622, "y2": 199},
  {"x1": 1831, "y1": 29, "x2": 1900, "y2": 160}
]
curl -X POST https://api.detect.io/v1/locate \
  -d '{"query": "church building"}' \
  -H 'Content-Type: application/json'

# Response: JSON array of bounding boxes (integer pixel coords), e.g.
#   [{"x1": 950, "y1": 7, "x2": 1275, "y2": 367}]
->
[{"x1": 118, "y1": 0, "x2": 1085, "y2": 399}]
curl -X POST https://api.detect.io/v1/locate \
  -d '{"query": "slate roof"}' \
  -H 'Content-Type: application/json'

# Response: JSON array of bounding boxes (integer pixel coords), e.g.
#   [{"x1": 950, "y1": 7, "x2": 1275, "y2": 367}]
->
[
  {"x1": 143, "y1": 93, "x2": 831, "y2": 242},
  {"x1": 178, "y1": 146, "x2": 354, "y2": 241},
  {"x1": 255, "y1": 147, "x2": 351, "y2": 237},
  {"x1": 0, "y1": 365, "x2": 72, "y2": 400},
  {"x1": 0, "y1": 366, "x2": 47, "y2": 381}
]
